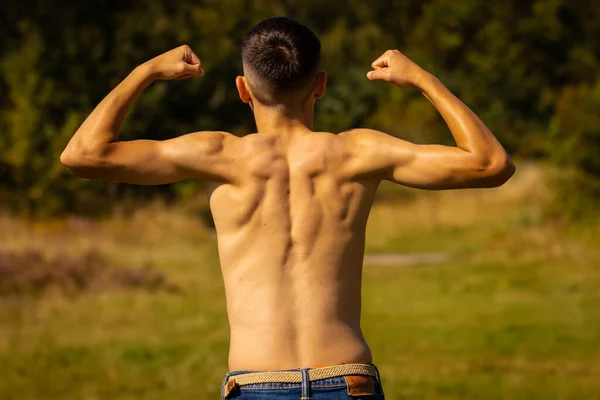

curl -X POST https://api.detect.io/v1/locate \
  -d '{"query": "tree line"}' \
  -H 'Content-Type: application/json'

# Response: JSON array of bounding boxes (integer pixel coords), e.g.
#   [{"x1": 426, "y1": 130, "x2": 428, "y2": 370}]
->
[{"x1": 1, "y1": 0, "x2": 599, "y2": 216}]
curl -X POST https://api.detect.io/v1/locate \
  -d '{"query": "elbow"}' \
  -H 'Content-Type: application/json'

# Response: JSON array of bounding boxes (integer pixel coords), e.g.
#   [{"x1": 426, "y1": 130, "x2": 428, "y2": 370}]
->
[
  {"x1": 60, "y1": 150, "x2": 76, "y2": 170},
  {"x1": 60, "y1": 148, "x2": 98, "y2": 178},
  {"x1": 60, "y1": 149, "x2": 83, "y2": 176},
  {"x1": 482, "y1": 154, "x2": 516, "y2": 187}
]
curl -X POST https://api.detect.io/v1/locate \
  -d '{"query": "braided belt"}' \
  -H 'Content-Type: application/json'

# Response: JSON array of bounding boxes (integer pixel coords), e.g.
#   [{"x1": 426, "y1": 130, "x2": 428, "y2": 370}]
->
[{"x1": 227, "y1": 363, "x2": 377, "y2": 386}]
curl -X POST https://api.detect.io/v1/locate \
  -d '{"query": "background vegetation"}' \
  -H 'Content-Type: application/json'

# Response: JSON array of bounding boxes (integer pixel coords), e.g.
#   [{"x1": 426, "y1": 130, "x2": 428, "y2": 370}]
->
[
  {"x1": 1, "y1": 1, "x2": 599, "y2": 399},
  {"x1": 1, "y1": 0, "x2": 600, "y2": 215}
]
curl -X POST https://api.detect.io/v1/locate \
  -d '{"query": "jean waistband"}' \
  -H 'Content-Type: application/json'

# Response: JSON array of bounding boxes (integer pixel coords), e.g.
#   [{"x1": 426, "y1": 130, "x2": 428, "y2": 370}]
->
[
  {"x1": 226, "y1": 363, "x2": 378, "y2": 385},
  {"x1": 221, "y1": 363, "x2": 382, "y2": 399}
]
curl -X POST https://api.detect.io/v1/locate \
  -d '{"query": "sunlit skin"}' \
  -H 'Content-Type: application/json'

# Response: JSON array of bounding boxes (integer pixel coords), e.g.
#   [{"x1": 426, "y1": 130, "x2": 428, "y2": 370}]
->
[{"x1": 61, "y1": 45, "x2": 515, "y2": 370}]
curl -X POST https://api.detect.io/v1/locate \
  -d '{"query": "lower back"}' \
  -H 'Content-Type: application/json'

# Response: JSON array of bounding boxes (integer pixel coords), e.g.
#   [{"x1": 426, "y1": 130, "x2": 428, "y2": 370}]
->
[
  {"x1": 220, "y1": 229, "x2": 374, "y2": 370},
  {"x1": 228, "y1": 314, "x2": 373, "y2": 370}
]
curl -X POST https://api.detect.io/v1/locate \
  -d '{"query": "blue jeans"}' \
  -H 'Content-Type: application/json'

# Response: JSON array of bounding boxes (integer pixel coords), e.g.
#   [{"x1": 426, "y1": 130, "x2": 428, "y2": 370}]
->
[{"x1": 221, "y1": 364, "x2": 385, "y2": 399}]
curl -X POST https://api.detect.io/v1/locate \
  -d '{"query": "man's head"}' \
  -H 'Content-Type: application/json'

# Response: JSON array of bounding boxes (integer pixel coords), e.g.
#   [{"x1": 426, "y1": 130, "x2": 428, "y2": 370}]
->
[{"x1": 236, "y1": 17, "x2": 326, "y2": 108}]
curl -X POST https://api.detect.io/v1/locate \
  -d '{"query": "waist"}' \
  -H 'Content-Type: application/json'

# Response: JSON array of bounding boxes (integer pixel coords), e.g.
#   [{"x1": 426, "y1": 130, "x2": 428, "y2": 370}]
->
[
  {"x1": 222, "y1": 363, "x2": 384, "y2": 399},
  {"x1": 227, "y1": 327, "x2": 373, "y2": 371},
  {"x1": 227, "y1": 363, "x2": 379, "y2": 385}
]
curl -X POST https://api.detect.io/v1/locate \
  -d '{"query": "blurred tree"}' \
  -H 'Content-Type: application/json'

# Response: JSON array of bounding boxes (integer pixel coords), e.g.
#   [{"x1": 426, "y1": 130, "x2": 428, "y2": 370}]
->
[
  {"x1": 547, "y1": 79, "x2": 600, "y2": 218},
  {"x1": 0, "y1": 0, "x2": 599, "y2": 215}
]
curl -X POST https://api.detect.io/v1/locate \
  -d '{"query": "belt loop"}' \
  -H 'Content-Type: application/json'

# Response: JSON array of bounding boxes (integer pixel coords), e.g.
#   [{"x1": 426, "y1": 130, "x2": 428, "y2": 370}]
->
[
  {"x1": 372, "y1": 363, "x2": 384, "y2": 394},
  {"x1": 223, "y1": 378, "x2": 238, "y2": 399},
  {"x1": 220, "y1": 372, "x2": 231, "y2": 400},
  {"x1": 300, "y1": 368, "x2": 311, "y2": 400}
]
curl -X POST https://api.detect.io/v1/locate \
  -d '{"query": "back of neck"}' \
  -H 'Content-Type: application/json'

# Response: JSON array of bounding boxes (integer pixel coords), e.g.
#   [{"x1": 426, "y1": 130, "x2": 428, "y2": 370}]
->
[{"x1": 252, "y1": 103, "x2": 314, "y2": 134}]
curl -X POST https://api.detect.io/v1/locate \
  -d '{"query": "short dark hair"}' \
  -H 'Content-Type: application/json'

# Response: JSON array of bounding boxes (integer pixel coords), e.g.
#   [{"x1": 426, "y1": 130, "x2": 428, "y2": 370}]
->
[{"x1": 241, "y1": 17, "x2": 321, "y2": 104}]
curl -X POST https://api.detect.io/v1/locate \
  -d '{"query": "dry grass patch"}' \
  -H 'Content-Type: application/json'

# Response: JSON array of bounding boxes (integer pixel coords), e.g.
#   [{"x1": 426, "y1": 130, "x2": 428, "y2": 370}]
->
[{"x1": 0, "y1": 249, "x2": 179, "y2": 297}]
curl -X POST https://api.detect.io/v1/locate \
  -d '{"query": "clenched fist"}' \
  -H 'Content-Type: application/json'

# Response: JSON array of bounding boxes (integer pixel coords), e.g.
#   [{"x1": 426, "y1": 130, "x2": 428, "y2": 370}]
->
[
  {"x1": 143, "y1": 45, "x2": 204, "y2": 80},
  {"x1": 367, "y1": 50, "x2": 428, "y2": 88}
]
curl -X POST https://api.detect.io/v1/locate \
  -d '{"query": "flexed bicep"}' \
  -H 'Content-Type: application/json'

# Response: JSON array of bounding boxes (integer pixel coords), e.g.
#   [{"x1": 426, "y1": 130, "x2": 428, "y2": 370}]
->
[
  {"x1": 344, "y1": 129, "x2": 513, "y2": 190},
  {"x1": 387, "y1": 142, "x2": 505, "y2": 190},
  {"x1": 62, "y1": 131, "x2": 239, "y2": 185}
]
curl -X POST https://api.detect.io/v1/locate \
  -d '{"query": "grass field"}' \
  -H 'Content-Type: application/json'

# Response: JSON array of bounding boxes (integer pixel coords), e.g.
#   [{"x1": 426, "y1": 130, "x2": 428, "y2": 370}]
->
[{"x1": 0, "y1": 164, "x2": 599, "y2": 399}]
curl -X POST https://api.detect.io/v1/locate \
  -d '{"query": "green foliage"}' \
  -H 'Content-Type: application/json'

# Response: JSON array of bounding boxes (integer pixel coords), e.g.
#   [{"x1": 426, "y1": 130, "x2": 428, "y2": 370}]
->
[
  {"x1": 547, "y1": 79, "x2": 600, "y2": 219},
  {"x1": 550, "y1": 80, "x2": 600, "y2": 178},
  {"x1": 1, "y1": 0, "x2": 600, "y2": 214}
]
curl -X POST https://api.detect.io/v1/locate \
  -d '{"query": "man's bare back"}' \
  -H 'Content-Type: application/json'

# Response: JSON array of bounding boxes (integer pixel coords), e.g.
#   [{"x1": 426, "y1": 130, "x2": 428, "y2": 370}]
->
[
  {"x1": 210, "y1": 130, "x2": 378, "y2": 369},
  {"x1": 60, "y1": 27, "x2": 515, "y2": 381}
]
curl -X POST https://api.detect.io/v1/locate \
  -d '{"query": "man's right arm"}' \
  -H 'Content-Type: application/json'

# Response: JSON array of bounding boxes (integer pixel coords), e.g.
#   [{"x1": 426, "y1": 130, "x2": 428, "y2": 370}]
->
[{"x1": 343, "y1": 50, "x2": 515, "y2": 190}]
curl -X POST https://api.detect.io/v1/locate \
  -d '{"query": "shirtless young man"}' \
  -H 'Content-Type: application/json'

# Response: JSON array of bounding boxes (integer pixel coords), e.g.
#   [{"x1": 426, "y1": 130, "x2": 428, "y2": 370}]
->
[{"x1": 61, "y1": 16, "x2": 515, "y2": 400}]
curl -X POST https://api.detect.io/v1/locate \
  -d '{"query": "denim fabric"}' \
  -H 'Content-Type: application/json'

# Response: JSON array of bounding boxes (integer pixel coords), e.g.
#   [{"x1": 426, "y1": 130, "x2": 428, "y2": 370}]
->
[{"x1": 221, "y1": 365, "x2": 385, "y2": 400}]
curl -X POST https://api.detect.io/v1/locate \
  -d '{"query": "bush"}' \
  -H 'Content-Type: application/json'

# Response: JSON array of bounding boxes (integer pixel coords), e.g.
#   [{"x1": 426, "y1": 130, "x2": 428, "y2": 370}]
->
[
  {"x1": 0, "y1": 250, "x2": 179, "y2": 297},
  {"x1": 548, "y1": 79, "x2": 600, "y2": 219}
]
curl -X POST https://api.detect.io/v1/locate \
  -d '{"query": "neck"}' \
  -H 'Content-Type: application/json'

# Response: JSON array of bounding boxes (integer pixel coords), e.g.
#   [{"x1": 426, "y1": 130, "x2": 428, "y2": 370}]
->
[{"x1": 252, "y1": 102, "x2": 314, "y2": 134}]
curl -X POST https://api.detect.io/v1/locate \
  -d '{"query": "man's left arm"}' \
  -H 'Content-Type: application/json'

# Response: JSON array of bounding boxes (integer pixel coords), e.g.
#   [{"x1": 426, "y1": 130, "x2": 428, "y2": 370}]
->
[{"x1": 61, "y1": 45, "x2": 238, "y2": 185}]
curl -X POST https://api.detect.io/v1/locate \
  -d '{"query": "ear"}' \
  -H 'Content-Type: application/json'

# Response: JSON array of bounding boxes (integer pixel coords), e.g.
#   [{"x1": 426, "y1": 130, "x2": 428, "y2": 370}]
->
[
  {"x1": 236, "y1": 76, "x2": 252, "y2": 103},
  {"x1": 314, "y1": 72, "x2": 327, "y2": 99}
]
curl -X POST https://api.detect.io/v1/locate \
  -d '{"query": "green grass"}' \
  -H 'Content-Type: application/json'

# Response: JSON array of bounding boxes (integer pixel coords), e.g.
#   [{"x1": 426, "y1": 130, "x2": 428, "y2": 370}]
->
[
  {"x1": 0, "y1": 166, "x2": 599, "y2": 399},
  {"x1": 363, "y1": 259, "x2": 600, "y2": 399},
  {"x1": 1, "y1": 252, "x2": 598, "y2": 399}
]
